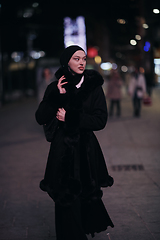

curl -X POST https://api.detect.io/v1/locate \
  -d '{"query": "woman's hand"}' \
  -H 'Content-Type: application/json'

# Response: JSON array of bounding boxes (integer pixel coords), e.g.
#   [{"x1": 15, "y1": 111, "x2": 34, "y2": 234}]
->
[
  {"x1": 56, "y1": 108, "x2": 66, "y2": 122},
  {"x1": 57, "y1": 75, "x2": 68, "y2": 94}
]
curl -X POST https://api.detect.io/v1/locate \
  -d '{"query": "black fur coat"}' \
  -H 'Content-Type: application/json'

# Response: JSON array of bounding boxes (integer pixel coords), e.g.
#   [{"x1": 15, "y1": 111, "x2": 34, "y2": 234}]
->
[{"x1": 35, "y1": 69, "x2": 114, "y2": 206}]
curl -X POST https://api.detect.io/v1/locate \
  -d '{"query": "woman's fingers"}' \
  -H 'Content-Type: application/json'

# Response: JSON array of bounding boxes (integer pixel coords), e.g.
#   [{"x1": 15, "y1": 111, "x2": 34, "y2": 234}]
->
[
  {"x1": 60, "y1": 81, "x2": 68, "y2": 86},
  {"x1": 56, "y1": 108, "x2": 66, "y2": 122},
  {"x1": 59, "y1": 75, "x2": 67, "y2": 84},
  {"x1": 59, "y1": 75, "x2": 65, "y2": 81},
  {"x1": 57, "y1": 75, "x2": 68, "y2": 94}
]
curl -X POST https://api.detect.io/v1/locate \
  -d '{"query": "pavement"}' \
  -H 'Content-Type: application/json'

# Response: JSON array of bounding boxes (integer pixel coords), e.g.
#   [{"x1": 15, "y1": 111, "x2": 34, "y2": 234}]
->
[{"x1": 0, "y1": 86, "x2": 160, "y2": 240}]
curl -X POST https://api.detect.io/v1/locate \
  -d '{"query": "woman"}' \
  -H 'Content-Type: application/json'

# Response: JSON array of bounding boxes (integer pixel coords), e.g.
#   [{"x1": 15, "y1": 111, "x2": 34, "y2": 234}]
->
[
  {"x1": 128, "y1": 68, "x2": 146, "y2": 117},
  {"x1": 35, "y1": 45, "x2": 114, "y2": 240}
]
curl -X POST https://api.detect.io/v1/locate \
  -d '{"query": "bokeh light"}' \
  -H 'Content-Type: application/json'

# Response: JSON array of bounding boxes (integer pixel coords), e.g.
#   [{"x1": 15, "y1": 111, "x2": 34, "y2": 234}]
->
[
  {"x1": 94, "y1": 55, "x2": 102, "y2": 64},
  {"x1": 100, "y1": 62, "x2": 112, "y2": 70},
  {"x1": 153, "y1": 9, "x2": 160, "y2": 14},
  {"x1": 117, "y1": 19, "x2": 126, "y2": 24},
  {"x1": 143, "y1": 23, "x2": 149, "y2": 29},
  {"x1": 135, "y1": 35, "x2": 141, "y2": 40},
  {"x1": 121, "y1": 65, "x2": 128, "y2": 72},
  {"x1": 130, "y1": 39, "x2": 137, "y2": 46},
  {"x1": 87, "y1": 47, "x2": 98, "y2": 58}
]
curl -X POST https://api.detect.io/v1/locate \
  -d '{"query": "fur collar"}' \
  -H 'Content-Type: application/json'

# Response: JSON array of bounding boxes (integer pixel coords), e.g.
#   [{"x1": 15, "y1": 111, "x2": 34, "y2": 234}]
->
[
  {"x1": 47, "y1": 69, "x2": 104, "y2": 107},
  {"x1": 81, "y1": 69, "x2": 104, "y2": 97},
  {"x1": 55, "y1": 68, "x2": 104, "y2": 99}
]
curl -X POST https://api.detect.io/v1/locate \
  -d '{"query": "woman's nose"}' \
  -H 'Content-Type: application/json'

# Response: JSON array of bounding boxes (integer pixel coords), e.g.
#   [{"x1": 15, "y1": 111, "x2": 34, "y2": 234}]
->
[{"x1": 80, "y1": 59, "x2": 84, "y2": 65}]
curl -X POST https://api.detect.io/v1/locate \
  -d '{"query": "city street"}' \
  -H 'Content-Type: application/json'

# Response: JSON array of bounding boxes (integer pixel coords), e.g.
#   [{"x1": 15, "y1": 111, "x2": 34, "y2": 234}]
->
[{"x1": 0, "y1": 87, "x2": 160, "y2": 240}]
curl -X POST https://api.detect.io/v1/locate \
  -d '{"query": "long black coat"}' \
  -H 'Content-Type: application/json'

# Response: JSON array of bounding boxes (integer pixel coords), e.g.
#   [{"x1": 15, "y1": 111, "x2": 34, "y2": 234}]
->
[{"x1": 36, "y1": 68, "x2": 113, "y2": 202}]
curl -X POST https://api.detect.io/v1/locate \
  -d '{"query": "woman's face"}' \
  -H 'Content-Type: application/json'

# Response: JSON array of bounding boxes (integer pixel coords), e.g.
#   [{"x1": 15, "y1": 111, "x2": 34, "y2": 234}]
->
[{"x1": 68, "y1": 50, "x2": 86, "y2": 74}]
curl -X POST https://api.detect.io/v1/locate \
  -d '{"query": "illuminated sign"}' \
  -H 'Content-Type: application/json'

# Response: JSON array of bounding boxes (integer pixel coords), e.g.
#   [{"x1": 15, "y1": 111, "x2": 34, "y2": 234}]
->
[{"x1": 64, "y1": 16, "x2": 87, "y2": 53}]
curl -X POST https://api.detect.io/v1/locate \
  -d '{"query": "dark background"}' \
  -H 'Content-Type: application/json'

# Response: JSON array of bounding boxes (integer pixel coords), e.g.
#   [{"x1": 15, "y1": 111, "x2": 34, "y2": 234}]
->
[
  {"x1": 1, "y1": 0, "x2": 160, "y2": 102},
  {"x1": 1, "y1": 0, "x2": 160, "y2": 55}
]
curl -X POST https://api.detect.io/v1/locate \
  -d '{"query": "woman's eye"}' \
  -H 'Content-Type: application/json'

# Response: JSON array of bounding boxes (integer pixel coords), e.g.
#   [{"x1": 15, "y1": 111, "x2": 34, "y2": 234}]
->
[{"x1": 74, "y1": 58, "x2": 79, "y2": 61}]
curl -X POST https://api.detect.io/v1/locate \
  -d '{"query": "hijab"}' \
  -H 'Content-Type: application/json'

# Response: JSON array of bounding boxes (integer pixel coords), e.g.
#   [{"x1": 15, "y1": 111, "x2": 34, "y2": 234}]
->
[{"x1": 55, "y1": 45, "x2": 86, "y2": 86}]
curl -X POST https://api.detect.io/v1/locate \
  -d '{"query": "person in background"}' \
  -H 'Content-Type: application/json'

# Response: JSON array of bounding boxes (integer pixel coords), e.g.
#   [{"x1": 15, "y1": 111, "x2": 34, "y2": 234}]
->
[
  {"x1": 128, "y1": 68, "x2": 146, "y2": 117},
  {"x1": 106, "y1": 69, "x2": 123, "y2": 117},
  {"x1": 35, "y1": 45, "x2": 114, "y2": 240},
  {"x1": 37, "y1": 67, "x2": 53, "y2": 102}
]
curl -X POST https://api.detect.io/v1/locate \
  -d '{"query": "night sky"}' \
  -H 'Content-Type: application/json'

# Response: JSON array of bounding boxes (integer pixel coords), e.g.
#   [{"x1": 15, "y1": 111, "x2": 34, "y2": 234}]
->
[{"x1": 1, "y1": 0, "x2": 160, "y2": 59}]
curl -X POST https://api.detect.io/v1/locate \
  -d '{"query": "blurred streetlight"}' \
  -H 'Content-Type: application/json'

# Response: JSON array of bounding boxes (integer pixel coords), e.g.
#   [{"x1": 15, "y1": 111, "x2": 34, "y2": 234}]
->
[
  {"x1": 121, "y1": 65, "x2": 128, "y2": 72},
  {"x1": 135, "y1": 35, "x2": 141, "y2": 40},
  {"x1": 153, "y1": 9, "x2": 160, "y2": 14},
  {"x1": 130, "y1": 39, "x2": 137, "y2": 46},
  {"x1": 143, "y1": 23, "x2": 149, "y2": 29},
  {"x1": 112, "y1": 63, "x2": 117, "y2": 70},
  {"x1": 100, "y1": 62, "x2": 112, "y2": 70},
  {"x1": 117, "y1": 19, "x2": 126, "y2": 24}
]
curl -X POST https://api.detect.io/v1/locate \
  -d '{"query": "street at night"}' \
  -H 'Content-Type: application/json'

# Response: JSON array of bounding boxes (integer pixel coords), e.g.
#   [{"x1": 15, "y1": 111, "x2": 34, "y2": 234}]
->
[{"x1": 1, "y1": 0, "x2": 160, "y2": 239}]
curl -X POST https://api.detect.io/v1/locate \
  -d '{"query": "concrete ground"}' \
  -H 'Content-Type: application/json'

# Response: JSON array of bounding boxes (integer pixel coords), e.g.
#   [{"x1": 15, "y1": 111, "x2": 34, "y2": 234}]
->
[{"x1": 0, "y1": 87, "x2": 160, "y2": 240}]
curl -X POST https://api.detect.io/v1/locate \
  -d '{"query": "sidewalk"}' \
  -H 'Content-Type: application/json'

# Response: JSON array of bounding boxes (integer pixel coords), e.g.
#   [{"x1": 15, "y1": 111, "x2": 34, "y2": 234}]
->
[{"x1": 0, "y1": 87, "x2": 160, "y2": 240}]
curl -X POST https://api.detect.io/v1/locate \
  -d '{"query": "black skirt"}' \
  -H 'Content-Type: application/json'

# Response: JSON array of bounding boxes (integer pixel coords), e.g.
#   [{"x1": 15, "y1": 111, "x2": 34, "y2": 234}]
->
[{"x1": 55, "y1": 196, "x2": 114, "y2": 240}]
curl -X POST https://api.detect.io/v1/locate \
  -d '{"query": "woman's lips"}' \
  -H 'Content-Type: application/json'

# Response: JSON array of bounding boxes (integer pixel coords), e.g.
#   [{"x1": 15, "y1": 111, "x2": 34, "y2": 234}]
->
[{"x1": 79, "y1": 67, "x2": 84, "y2": 70}]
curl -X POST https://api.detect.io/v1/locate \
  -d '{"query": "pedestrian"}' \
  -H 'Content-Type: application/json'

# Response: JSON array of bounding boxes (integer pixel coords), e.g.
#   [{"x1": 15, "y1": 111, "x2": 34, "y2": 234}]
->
[
  {"x1": 107, "y1": 69, "x2": 123, "y2": 117},
  {"x1": 35, "y1": 45, "x2": 114, "y2": 240},
  {"x1": 37, "y1": 67, "x2": 54, "y2": 103},
  {"x1": 128, "y1": 68, "x2": 146, "y2": 117}
]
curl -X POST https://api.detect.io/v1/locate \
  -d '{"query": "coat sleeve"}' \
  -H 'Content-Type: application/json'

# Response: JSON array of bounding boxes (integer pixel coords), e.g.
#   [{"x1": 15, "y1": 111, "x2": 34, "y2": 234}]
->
[
  {"x1": 35, "y1": 81, "x2": 64, "y2": 125},
  {"x1": 79, "y1": 86, "x2": 108, "y2": 131}
]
